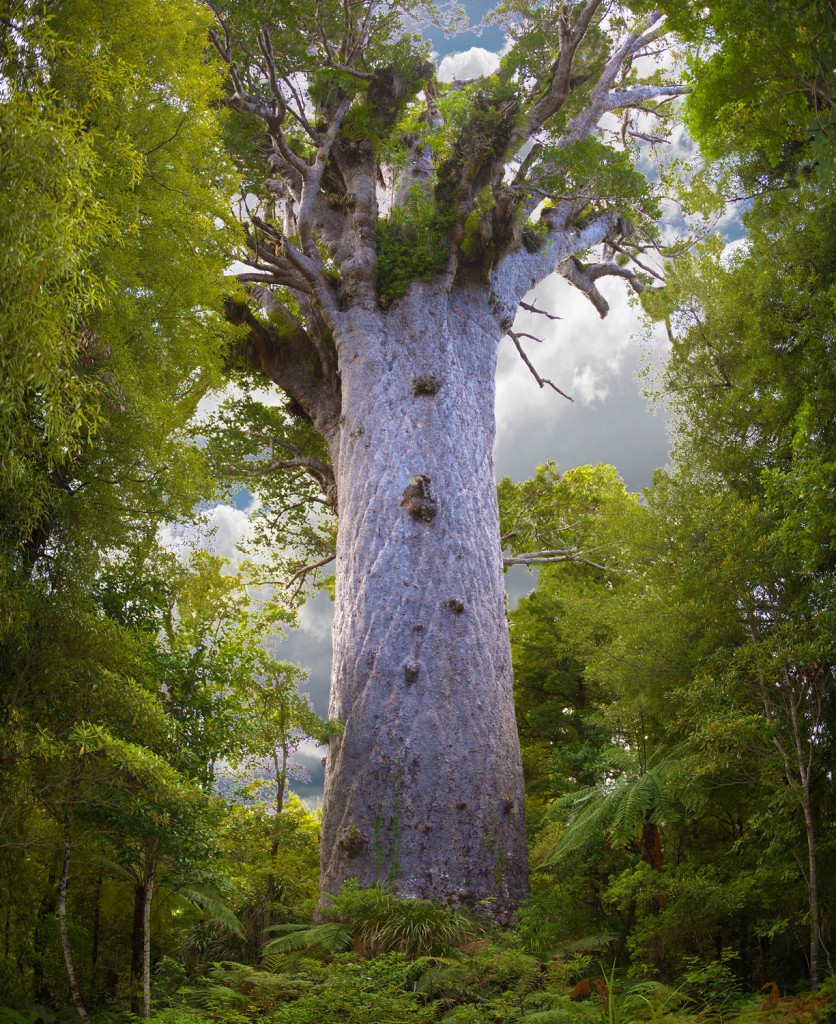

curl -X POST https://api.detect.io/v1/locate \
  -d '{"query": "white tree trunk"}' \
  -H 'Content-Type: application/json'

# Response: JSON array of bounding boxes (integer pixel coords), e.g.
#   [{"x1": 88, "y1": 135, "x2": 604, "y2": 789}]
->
[
  {"x1": 142, "y1": 841, "x2": 157, "y2": 1019},
  {"x1": 320, "y1": 283, "x2": 528, "y2": 920},
  {"x1": 58, "y1": 817, "x2": 90, "y2": 1024}
]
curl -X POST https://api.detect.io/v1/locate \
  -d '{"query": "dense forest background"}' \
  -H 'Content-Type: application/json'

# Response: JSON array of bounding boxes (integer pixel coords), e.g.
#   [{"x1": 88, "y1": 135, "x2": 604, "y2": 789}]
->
[{"x1": 0, "y1": 0, "x2": 833, "y2": 1022}]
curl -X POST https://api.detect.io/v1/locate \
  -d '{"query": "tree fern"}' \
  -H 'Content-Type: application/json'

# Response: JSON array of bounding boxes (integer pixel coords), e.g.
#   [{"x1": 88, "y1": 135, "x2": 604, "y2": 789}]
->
[
  {"x1": 179, "y1": 889, "x2": 246, "y2": 941},
  {"x1": 541, "y1": 746, "x2": 705, "y2": 868}
]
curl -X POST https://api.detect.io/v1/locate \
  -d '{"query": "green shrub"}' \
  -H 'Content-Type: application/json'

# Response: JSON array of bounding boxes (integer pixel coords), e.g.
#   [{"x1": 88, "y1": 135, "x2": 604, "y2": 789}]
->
[
  {"x1": 375, "y1": 189, "x2": 449, "y2": 304},
  {"x1": 265, "y1": 883, "x2": 478, "y2": 965},
  {"x1": 262, "y1": 955, "x2": 436, "y2": 1024},
  {"x1": 469, "y1": 947, "x2": 541, "y2": 995}
]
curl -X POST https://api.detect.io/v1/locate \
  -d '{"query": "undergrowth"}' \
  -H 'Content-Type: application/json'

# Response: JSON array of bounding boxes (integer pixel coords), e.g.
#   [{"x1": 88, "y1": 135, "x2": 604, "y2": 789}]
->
[{"x1": 2, "y1": 888, "x2": 832, "y2": 1024}]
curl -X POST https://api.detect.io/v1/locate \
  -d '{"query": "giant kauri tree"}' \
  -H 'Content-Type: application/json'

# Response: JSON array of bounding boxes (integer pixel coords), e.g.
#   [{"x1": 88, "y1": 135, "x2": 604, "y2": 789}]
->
[{"x1": 208, "y1": 0, "x2": 689, "y2": 917}]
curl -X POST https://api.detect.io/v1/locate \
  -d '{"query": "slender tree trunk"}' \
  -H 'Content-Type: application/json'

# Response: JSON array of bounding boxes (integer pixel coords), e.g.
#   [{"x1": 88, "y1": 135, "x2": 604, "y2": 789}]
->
[
  {"x1": 260, "y1": 749, "x2": 287, "y2": 959},
  {"x1": 32, "y1": 873, "x2": 56, "y2": 1003},
  {"x1": 57, "y1": 787, "x2": 90, "y2": 1024},
  {"x1": 614, "y1": 899, "x2": 636, "y2": 967},
  {"x1": 142, "y1": 840, "x2": 158, "y2": 1019},
  {"x1": 801, "y1": 788, "x2": 820, "y2": 992},
  {"x1": 784, "y1": 672, "x2": 821, "y2": 993},
  {"x1": 320, "y1": 284, "x2": 528, "y2": 920},
  {"x1": 130, "y1": 883, "x2": 145, "y2": 1015},
  {"x1": 89, "y1": 873, "x2": 102, "y2": 1008}
]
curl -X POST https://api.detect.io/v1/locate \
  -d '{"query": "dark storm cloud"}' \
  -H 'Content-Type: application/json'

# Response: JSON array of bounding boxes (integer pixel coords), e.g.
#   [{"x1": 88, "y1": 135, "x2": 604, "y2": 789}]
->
[
  {"x1": 280, "y1": 591, "x2": 334, "y2": 718},
  {"x1": 495, "y1": 343, "x2": 670, "y2": 492}
]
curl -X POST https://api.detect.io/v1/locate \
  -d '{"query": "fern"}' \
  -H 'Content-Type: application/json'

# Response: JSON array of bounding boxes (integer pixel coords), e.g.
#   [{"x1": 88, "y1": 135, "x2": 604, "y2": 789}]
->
[
  {"x1": 541, "y1": 746, "x2": 705, "y2": 868},
  {"x1": 179, "y1": 890, "x2": 246, "y2": 941},
  {"x1": 517, "y1": 1006, "x2": 600, "y2": 1024},
  {"x1": 177, "y1": 983, "x2": 250, "y2": 1010},
  {"x1": 262, "y1": 922, "x2": 353, "y2": 967}
]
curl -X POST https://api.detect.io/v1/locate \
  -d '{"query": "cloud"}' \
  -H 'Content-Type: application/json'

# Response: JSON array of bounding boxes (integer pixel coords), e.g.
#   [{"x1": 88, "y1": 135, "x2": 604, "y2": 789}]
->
[
  {"x1": 721, "y1": 236, "x2": 750, "y2": 265},
  {"x1": 158, "y1": 497, "x2": 255, "y2": 564},
  {"x1": 495, "y1": 274, "x2": 670, "y2": 489},
  {"x1": 206, "y1": 502, "x2": 254, "y2": 559},
  {"x1": 437, "y1": 46, "x2": 501, "y2": 83},
  {"x1": 572, "y1": 364, "x2": 611, "y2": 404}
]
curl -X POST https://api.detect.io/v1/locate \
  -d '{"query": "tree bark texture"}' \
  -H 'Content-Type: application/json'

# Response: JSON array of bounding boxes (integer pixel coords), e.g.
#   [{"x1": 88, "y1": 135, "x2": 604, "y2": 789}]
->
[
  {"x1": 58, "y1": 801, "x2": 90, "y2": 1024},
  {"x1": 320, "y1": 284, "x2": 528, "y2": 919},
  {"x1": 209, "y1": 0, "x2": 689, "y2": 922},
  {"x1": 142, "y1": 841, "x2": 157, "y2": 1020}
]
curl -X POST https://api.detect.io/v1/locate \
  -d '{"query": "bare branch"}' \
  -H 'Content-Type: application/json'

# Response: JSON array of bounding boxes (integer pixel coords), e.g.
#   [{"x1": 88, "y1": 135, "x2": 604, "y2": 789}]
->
[
  {"x1": 519, "y1": 299, "x2": 562, "y2": 321},
  {"x1": 503, "y1": 549, "x2": 610, "y2": 571},
  {"x1": 605, "y1": 85, "x2": 691, "y2": 112},
  {"x1": 286, "y1": 552, "x2": 337, "y2": 595},
  {"x1": 608, "y1": 240, "x2": 666, "y2": 282},
  {"x1": 508, "y1": 331, "x2": 573, "y2": 401},
  {"x1": 257, "y1": 26, "x2": 287, "y2": 121}
]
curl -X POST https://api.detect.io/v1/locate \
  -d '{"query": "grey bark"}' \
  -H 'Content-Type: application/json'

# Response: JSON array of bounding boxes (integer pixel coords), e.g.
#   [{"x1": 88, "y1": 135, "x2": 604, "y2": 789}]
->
[
  {"x1": 208, "y1": 1, "x2": 687, "y2": 921},
  {"x1": 142, "y1": 841, "x2": 157, "y2": 1020},
  {"x1": 58, "y1": 792, "x2": 90, "y2": 1024},
  {"x1": 320, "y1": 282, "x2": 527, "y2": 920}
]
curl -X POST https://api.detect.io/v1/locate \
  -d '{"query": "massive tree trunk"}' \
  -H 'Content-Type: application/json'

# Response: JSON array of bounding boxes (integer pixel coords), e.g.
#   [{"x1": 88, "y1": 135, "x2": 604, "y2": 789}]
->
[
  {"x1": 207, "y1": 0, "x2": 685, "y2": 921},
  {"x1": 319, "y1": 283, "x2": 528, "y2": 919}
]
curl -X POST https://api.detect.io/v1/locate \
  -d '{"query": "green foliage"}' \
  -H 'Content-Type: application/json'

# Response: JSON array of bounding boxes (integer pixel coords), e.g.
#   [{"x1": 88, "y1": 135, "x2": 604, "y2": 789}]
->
[
  {"x1": 506, "y1": 177, "x2": 834, "y2": 990},
  {"x1": 376, "y1": 188, "x2": 451, "y2": 303},
  {"x1": 536, "y1": 137, "x2": 659, "y2": 230},
  {"x1": 265, "y1": 881, "x2": 480, "y2": 964},
  {"x1": 661, "y1": 0, "x2": 835, "y2": 187}
]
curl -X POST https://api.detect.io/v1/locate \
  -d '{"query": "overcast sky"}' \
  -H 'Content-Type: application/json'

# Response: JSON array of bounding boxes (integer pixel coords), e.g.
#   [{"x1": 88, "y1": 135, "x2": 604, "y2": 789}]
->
[{"x1": 196, "y1": 13, "x2": 691, "y2": 804}]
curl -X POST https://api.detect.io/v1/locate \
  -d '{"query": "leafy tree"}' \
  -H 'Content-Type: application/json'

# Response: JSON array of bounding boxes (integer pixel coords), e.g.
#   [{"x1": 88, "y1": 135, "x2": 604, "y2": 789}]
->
[
  {"x1": 662, "y1": 0, "x2": 835, "y2": 189},
  {"x1": 511, "y1": 186, "x2": 834, "y2": 985},
  {"x1": 640, "y1": 188, "x2": 834, "y2": 989}
]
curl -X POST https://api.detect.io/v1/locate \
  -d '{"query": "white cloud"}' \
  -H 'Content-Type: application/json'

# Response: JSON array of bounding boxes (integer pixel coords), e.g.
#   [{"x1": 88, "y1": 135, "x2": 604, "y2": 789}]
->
[
  {"x1": 721, "y1": 235, "x2": 750, "y2": 266},
  {"x1": 572, "y1": 364, "x2": 611, "y2": 404},
  {"x1": 158, "y1": 499, "x2": 255, "y2": 564},
  {"x1": 207, "y1": 503, "x2": 254, "y2": 559},
  {"x1": 495, "y1": 275, "x2": 644, "y2": 430},
  {"x1": 437, "y1": 47, "x2": 501, "y2": 83}
]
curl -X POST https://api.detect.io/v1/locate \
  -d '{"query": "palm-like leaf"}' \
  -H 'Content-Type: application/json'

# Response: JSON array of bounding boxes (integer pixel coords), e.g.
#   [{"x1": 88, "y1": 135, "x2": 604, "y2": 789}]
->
[
  {"x1": 262, "y1": 922, "x2": 353, "y2": 967},
  {"x1": 542, "y1": 746, "x2": 705, "y2": 867},
  {"x1": 180, "y1": 889, "x2": 246, "y2": 940}
]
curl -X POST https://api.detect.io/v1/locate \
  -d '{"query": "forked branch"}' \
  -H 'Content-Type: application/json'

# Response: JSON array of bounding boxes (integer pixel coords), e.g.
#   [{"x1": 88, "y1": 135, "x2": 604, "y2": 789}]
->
[{"x1": 508, "y1": 331, "x2": 573, "y2": 401}]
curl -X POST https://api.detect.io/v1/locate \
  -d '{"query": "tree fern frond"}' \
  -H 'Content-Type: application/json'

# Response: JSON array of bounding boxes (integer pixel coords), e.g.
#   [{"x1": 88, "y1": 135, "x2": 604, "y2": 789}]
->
[
  {"x1": 262, "y1": 921, "x2": 353, "y2": 967},
  {"x1": 180, "y1": 890, "x2": 246, "y2": 940}
]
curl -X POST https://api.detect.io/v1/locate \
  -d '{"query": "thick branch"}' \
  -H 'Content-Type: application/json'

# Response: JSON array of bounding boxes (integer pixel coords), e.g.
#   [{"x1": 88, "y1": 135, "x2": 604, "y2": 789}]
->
[
  {"x1": 524, "y1": 0, "x2": 605, "y2": 137},
  {"x1": 224, "y1": 298, "x2": 341, "y2": 444},
  {"x1": 558, "y1": 257, "x2": 646, "y2": 317},
  {"x1": 490, "y1": 206, "x2": 624, "y2": 327}
]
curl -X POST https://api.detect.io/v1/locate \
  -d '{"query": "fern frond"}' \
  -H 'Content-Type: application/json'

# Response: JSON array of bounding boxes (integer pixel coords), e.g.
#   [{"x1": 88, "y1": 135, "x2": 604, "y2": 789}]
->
[
  {"x1": 262, "y1": 921, "x2": 353, "y2": 967},
  {"x1": 180, "y1": 890, "x2": 246, "y2": 941}
]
